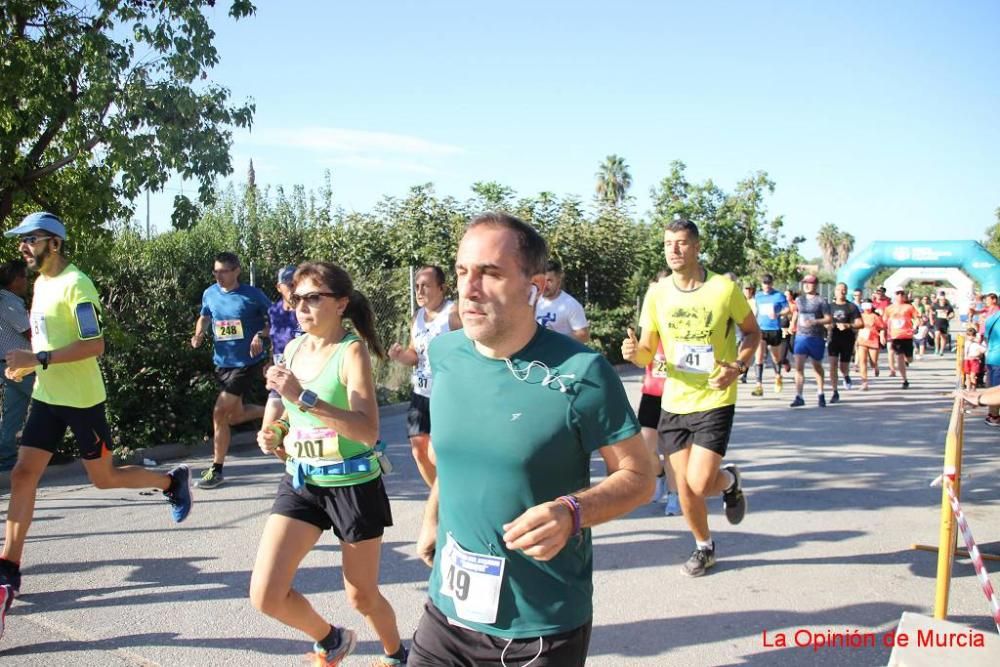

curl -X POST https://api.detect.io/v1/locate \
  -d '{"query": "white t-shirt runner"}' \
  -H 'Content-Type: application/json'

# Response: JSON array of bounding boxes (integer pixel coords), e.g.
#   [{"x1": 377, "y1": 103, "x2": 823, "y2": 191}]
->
[
  {"x1": 534, "y1": 290, "x2": 588, "y2": 336},
  {"x1": 412, "y1": 300, "x2": 454, "y2": 397}
]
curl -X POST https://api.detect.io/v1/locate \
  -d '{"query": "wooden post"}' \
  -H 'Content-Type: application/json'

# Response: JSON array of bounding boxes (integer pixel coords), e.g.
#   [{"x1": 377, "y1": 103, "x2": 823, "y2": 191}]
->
[{"x1": 933, "y1": 396, "x2": 965, "y2": 619}]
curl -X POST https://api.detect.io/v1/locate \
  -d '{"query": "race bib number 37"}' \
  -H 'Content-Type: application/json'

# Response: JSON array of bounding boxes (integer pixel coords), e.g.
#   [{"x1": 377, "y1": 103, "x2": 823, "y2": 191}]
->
[
  {"x1": 214, "y1": 319, "x2": 244, "y2": 341},
  {"x1": 439, "y1": 534, "x2": 506, "y2": 624}
]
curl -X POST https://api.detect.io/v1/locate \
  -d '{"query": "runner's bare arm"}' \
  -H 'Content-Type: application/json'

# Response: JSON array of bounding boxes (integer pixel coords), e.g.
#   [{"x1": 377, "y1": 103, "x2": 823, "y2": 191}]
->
[
  {"x1": 417, "y1": 479, "x2": 439, "y2": 567},
  {"x1": 388, "y1": 320, "x2": 420, "y2": 366},
  {"x1": 735, "y1": 312, "x2": 761, "y2": 365},
  {"x1": 502, "y1": 432, "x2": 655, "y2": 561},
  {"x1": 5, "y1": 337, "x2": 105, "y2": 370},
  {"x1": 191, "y1": 314, "x2": 211, "y2": 347},
  {"x1": 709, "y1": 312, "x2": 760, "y2": 390},
  {"x1": 961, "y1": 386, "x2": 1000, "y2": 406},
  {"x1": 570, "y1": 326, "x2": 591, "y2": 344}
]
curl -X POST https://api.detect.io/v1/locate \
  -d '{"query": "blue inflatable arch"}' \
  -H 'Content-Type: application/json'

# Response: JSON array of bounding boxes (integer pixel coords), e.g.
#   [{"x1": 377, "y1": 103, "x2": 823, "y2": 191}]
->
[{"x1": 837, "y1": 241, "x2": 1000, "y2": 294}]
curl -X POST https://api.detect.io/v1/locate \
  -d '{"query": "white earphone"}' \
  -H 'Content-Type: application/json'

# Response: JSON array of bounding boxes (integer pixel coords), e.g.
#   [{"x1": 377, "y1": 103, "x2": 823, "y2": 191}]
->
[{"x1": 528, "y1": 284, "x2": 539, "y2": 306}]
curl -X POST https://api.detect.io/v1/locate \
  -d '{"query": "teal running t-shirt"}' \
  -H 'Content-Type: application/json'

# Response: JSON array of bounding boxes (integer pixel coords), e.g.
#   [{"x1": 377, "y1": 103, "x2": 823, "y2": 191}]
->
[{"x1": 426, "y1": 326, "x2": 640, "y2": 639}]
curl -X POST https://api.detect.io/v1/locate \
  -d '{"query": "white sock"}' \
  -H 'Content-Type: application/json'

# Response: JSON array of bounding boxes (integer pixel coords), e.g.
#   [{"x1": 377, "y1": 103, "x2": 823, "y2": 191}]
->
[
  {"x1": 696, "y1": 538, "x2": 714, "y2": 550},
  {"x1": 720, "y1": 468, "x2": 736, "y2": 490}
]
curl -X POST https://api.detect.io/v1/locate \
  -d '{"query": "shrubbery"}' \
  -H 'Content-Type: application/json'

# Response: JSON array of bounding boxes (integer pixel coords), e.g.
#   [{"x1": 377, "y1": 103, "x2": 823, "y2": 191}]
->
[{"x1": 38, "y1": 165, "x2": 801, "y2": 454}]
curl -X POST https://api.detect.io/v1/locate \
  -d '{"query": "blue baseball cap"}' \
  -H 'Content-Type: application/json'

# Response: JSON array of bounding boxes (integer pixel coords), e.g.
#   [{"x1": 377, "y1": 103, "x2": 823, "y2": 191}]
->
[
  {"x1": 277, "y1": 265, "x2": 296, "y2": 285},
  {"x1": 5, "y1": 212, "x2": 67, "y2": 240}
]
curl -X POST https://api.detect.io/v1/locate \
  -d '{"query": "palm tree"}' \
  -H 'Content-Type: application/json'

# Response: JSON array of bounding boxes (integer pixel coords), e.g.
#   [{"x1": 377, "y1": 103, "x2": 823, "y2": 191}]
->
[
  {"x1": 595, "y1": 154, "x2": 632, "y2": 206},
  {"x1": 816, "y1": 223, "x2": 840, "y2": 273},
  {"x1": 834, "y1": 231, "x2": 855, "y2": 270}
]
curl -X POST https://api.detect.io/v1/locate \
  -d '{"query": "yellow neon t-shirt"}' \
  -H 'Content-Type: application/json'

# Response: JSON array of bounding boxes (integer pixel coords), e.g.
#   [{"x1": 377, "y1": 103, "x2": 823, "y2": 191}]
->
[
  {"x1": 639, "y1": 270, "x2": 751, "y2": 415},
  {"x1": 29, "y1": 264, "x2": 106, "y2": 408}
]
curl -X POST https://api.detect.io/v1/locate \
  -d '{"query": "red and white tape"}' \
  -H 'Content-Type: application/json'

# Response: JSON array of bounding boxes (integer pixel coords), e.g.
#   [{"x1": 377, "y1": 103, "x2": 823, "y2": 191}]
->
[{"x1": 944, "y1": 477, "x2": 1000, "y2": 636}]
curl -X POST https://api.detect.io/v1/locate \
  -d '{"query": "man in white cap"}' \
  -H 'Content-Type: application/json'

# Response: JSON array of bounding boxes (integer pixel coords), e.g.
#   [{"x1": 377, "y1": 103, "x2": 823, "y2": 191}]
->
[{"x1": 0, "y1": 212, "x2": 192, "y2": 639}]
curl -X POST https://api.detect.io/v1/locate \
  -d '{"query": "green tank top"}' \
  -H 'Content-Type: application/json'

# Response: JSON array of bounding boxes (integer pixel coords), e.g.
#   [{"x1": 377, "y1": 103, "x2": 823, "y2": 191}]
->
[{"x1": 282, "y1": 332, "x2": 380, "y2": 487}]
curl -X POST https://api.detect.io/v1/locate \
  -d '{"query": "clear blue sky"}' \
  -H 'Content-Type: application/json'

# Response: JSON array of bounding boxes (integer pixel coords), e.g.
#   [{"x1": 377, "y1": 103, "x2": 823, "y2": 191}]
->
[{"x1": 142, "y1": 0, "x2": 1000, "y2": 260}]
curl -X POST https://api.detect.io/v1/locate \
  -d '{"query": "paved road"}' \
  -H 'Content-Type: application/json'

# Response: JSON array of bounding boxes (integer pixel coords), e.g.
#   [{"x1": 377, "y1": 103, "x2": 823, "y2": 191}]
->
[{"x1": 1, "y1": 353, "x2": 998, "y2": 666}]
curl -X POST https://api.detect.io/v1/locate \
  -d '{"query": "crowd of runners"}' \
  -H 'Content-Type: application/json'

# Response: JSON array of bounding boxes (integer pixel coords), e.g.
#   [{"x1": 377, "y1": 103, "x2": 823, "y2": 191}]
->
[{"x1": 0, "y1": 209, "x2": 990, "y2": 665}]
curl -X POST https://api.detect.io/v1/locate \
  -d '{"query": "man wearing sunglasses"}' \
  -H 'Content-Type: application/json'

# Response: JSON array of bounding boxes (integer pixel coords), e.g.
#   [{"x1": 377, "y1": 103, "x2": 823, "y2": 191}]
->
[
  {"x1": 191, "y1": 252, "x2": 271, "y2": 488},
  {"x1": 0, "y1": 212, "x2": 192, "y2": 635}
]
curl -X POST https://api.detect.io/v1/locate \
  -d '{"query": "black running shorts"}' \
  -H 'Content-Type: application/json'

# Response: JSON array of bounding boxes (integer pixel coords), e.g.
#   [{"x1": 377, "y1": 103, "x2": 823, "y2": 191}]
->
[
  {"x1": 21, "y1": 399, "x2": 113, "y2": 460},
  {"x1": 658, "y1": 404, "x2": 736, "y2": 457},
  {"x1": 761, "y1": 329, "x2": 783, "y2": 348},
  {"x1": 637, "y1": 392, "x2": 662, "y2": 429},
  {"x1": 409, "y1": 601, "x2": 592, "y2": 667},
  {"x1": 827, "y1": 334, "x2": 856, "y2": 362},
  {"x1": 891, "y1": 338, "x2": 914, "y2": 359},
  {"x1": 270, "y1": 473, "x2": 393, "y2": 543},
  {"x1": 407, "y1": 392, "x2": 431, "y2": 437},
  {"x1": 214, "y1": 361, "x2": 265, "y2": 397}
]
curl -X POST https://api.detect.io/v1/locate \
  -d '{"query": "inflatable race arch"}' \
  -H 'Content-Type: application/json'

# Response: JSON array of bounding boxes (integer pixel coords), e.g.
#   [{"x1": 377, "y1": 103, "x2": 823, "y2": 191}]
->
[{"x1": 836, "y1": 241, "x2": 1000, "y2": 296}]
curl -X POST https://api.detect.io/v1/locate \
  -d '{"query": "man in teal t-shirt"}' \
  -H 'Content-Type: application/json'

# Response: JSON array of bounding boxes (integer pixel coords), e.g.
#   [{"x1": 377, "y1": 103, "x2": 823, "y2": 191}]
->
[{"x1": 409, "y1": 213, "x2": 654, "y2": 666}]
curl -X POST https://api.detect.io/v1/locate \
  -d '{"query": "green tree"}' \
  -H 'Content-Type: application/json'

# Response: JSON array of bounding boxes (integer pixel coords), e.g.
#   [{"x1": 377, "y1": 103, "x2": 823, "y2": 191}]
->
[
  {"x1": 470, "y1": 181, "x2": 515, "y2": 212},
  {"x1": 985, "y1": 207, "x2": 1000, "y2": 259},
  {"x1": 595, "y1": 154, "x2": 632, "y2": 206},
  {"x1": 816, "y1": 223, "x2": 841, "y2": 273},
  {"x1": 647, "y1": 162, "x2": 802, "y2": 283},
  {"x1": 0, "y1": 0, "x2": 256, "y2": 230},
  {"x1": 834, "y1": 231, "x2": 855, "y2": 270}
]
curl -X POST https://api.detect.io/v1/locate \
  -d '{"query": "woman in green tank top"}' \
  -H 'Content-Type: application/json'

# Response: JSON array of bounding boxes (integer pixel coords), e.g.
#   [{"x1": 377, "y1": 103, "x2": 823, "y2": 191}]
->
[{"x1": 249, "y1": 262, "x2": 407, "y2": 666}]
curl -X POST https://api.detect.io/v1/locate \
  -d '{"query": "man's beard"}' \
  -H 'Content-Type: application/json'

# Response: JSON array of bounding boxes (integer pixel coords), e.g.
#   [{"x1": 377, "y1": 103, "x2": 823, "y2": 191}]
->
[{"x1": 26, "y1": 245, "x2": 50, "y2": 272}]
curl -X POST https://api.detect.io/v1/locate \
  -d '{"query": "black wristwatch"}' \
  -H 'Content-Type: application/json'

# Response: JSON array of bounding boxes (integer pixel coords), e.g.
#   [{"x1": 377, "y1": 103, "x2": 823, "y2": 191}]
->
[
  {"x1": 36, "y1": 350, "x2": 50, "y2": 370},
  {"x1": 734, "y1": 359, "x2": 748, "y2": 374}
]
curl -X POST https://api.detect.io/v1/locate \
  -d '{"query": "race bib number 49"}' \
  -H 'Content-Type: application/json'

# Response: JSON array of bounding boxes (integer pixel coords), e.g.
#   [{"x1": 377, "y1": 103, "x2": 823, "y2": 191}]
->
[
  {"x1": 439, "y1": 534, "x2": 506, "y2": 624},
  {"x1": 673, "y1": 343, "x2": 715, "y2": 374},
  {"x1": 214, "y1": 319, "x2": 244, "y2": 341},
  {"x1": 285, "y1": 427, "x2": 342, "y2": 462}
]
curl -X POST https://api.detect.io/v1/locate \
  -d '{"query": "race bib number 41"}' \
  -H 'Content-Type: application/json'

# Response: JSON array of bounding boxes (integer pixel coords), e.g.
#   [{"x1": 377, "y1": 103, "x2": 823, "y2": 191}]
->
[
  {"x1": 439, "y1": 534, "x2": 506, "y2": 624},
  {"x1": 214, "y1": 319, "x2": 244, "y2": 341},
  {"x1": 285, "y1": 427, "x2": 342, "y2": 462},
  {"x1": 673, "y1": 343, "x2": 715, "y2": 374}
]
